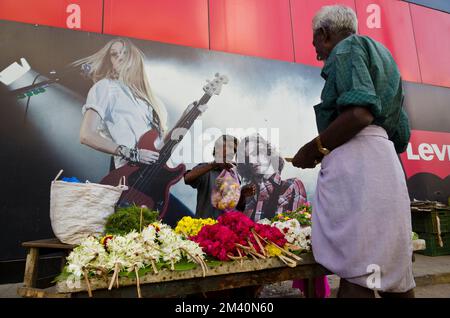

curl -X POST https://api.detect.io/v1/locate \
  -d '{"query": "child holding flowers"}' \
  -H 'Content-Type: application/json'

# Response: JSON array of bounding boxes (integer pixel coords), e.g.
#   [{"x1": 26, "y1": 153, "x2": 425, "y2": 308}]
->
[{"x1": 184, "y1": 135, "x2": 256, "y2": 219}]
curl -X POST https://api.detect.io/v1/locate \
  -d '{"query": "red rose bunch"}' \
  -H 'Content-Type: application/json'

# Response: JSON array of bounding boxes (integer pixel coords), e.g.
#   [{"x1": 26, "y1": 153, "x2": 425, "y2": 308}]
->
[
  {"x1": 191, "y1": 211, "x2": 290, "y2": 261},
  {"x1": 253, "y1": 223, "x2": 287, "y2": 248},
  {"x1": 191, "y1": 223, "x2": 239, "y2": 261},
  {"x1": 218, "y1": 211, "x2": 287, "y2": 252},
  {"x1": 217, "y1": 211, "x2": 255, "y2": 245}
]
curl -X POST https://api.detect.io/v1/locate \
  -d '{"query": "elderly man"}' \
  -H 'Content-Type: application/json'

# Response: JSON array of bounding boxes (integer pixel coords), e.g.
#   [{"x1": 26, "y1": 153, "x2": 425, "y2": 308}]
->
[{"x1": 292, "y1": 5, "x2": 415, "y2": 298}]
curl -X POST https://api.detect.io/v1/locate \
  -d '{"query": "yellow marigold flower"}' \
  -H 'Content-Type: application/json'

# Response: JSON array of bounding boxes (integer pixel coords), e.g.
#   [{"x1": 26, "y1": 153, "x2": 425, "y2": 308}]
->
[
  {"x1": 175, "y1": 216, "x2": 218, "y2": 237},
  {"x1": 266, "y1": 244, "x2": 282, "y2": 256}
]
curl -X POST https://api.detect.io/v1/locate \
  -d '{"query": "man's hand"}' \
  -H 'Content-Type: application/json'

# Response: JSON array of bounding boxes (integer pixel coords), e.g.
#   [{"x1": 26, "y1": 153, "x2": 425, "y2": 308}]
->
[{"x1": 292, "y1": 140, "x2": 322, "y2": 169}]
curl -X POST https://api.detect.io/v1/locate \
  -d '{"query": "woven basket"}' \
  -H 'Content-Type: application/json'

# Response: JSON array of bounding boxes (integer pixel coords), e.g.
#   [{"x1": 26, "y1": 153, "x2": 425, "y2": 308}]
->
[{"x1": 50, "y1": 170, "x2": 128, "y2": 244}]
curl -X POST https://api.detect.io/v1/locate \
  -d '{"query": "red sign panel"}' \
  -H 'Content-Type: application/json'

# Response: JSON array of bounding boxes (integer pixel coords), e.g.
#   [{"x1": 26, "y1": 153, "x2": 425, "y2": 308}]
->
[
  {"x1": 355, "y1": 0, "x2": 421, "y2": 83},
  {"x1": 0, "y1": 0, "x2": 103, "y2": 33},
  {"x1": 103, "y1": 0, "x2": 209, "y2": 49},
  {"x1": 410, "y1": 4, "x2": 450, "y2": 88},
  {"x1": 209, "y1": 0, "x2": 294, "y2": 62},
  {"x1": 400, "y1": 130, "x2": 450, "y2": 180},
  {"x1": 290, "y1": 0, "x2": 356, "y2": 67}
]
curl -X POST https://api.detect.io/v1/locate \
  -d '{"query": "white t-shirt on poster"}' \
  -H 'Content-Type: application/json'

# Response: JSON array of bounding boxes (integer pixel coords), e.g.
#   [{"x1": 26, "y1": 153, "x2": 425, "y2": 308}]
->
[{"x1": 82, "y1": 78, "x2": 162, "y2": 168}]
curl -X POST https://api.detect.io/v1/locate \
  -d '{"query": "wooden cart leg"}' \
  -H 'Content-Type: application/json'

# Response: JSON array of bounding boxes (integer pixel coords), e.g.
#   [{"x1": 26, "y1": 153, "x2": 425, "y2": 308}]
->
[
  {"x1": 23, "y1": 248, "x2": 39, "y2": 288},
  {"x1": 304, "y1": 278, "x2": 317, "y2": 298},
  {"x1": 61, "y1": 251, "x2": 69, "y2": 271}
]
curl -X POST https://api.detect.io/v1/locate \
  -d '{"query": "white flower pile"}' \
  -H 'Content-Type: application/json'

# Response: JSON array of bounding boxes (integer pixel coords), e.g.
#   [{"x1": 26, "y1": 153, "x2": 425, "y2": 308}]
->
[
  {"x1": 64, "y1": 236, "x2": 108, "y2": 288},
  {"x1": 179, "y1": 239, "x2": 206, "y2": 262},
  {"x1": 157, "y1": 226, "x2": 183, "y2": 265},
  {"x1": 141, "y1": 225, "x2": 161, "y2": 263},
  {"x1": 260, "y1": 218, "x2": 312, "y2": 251},
  {"x1": 62, "y1": 222, "x2": 208, "y2": 288},
  {"x1": 66, "y1": 236, "x2": 108, "y2": 278},
  {"x1": 106, "y1": 231, "x2": 147, "y2": 272}
]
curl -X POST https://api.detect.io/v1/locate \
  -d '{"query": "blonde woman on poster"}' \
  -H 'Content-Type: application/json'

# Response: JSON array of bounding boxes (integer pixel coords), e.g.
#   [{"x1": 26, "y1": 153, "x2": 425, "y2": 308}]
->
[
  {"x1": 74, "y1": 38, "x2": 206, "y2": 225},
  {"x1": 76, "y1": 38, "x2": 167, "y2": 169}
]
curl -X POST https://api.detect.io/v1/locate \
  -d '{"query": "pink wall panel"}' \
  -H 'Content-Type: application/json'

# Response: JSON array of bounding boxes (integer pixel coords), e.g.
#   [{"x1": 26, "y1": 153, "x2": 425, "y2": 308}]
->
[
  {"x1": 1, "y1": 0, "x2": 449, "y2": 89},
  {"x1": 103, "y1": 0, "x2": 209, "y2": 49},
  {"x1": 356, "y1": 0, "x2": 421, "y2": 83},
  {"x1": 410, "y1": 4, "x2": 450, "y2": 88},
  {"x1": 0, "y1": 0, "x2": 103, "y2": 33},
  {"x1": 209, "y1": 0, "x2": 294, "y2": 62},
  {"x1": 290, "y1": 0, "x2": 356, "y2": 67}
]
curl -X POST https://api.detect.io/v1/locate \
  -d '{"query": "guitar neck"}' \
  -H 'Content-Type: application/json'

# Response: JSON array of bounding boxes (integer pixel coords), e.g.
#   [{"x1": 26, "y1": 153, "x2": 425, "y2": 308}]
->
[{"x1": 159, "y1": 93, "x2": 211, "y2": 163}]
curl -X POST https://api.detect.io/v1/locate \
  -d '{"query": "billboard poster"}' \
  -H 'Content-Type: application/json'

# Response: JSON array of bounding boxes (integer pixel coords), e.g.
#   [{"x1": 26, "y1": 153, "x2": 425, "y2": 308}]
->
[
  {"x1": 0, "y1": 19, "x2": 448, "y2": 279},
  {"x1": 0, "y1": 20, "x2": 323, "y2": 265}
]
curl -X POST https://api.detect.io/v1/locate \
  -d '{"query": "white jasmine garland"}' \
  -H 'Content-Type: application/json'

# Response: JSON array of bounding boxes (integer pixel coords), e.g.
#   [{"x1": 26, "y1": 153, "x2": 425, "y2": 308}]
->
[
  {"x1": 64, "y1": 236, "x2": 108, "y2": 288},
  {"x1": 141, "y1": 225, "x2": 157, "y2": 243},
  {"x1": 179, "y1": 239, "x2": 205, "y2": 261},
  {"x1": 271, "y1": 219, "x2": 312, "y2": 251},
  {"x1": 123, "y1": 231, "x2": 147, "y2": 271},
  {"x1": 158, "y1": 227, "x2": 183, "y2": 264},
  {"x1": 62, "y1": 221, "x2": 208, "y2": 290},
  {"x1": 106, "y1": 232, "x2": 141, "y2": 272},
  {"x1": 66, "y1": 236, "x2": 107, "y2": 279},
  {"x1": 141, "y1": 226, "x2": 161, "y2": 263}
]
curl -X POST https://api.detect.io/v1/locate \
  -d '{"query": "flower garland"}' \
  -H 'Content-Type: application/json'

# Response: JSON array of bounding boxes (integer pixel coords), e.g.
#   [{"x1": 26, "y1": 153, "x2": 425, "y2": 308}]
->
[
  {"x1": 65, "y1": 236, "x2": 108, "y2": 296},
  {"x1": 141, "y1": 225, "x2": 161, "y2": 274},
  {"x1": 105, "y1": 231, "x2": 147, "y2": 291},
  {"x1": 144, "y1": 222, "x2": 207, "y2": 275},
  {"x1": 269, "y1": 219, "x2": 311, "y2": 251},
  {"x1": 61, "y1": 222, "x2": 207, "y2": 298}
]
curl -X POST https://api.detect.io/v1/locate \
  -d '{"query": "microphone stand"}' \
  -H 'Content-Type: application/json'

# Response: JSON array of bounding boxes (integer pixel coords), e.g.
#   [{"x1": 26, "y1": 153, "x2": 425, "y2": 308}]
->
[{"x1": 10, "y1": 77, "x2": 60, "y2": 97}]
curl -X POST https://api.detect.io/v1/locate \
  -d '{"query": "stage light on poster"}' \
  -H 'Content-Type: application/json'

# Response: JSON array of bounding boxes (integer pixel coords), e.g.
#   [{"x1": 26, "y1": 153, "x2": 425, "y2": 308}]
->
[{"x1": 0, "y1": 57, "x2": 30, "y2": 85}]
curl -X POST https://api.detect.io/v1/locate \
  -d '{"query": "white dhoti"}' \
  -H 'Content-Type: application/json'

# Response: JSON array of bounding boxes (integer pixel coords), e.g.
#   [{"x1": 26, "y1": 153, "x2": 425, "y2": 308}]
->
[{"x1": 312, "y1": 125, "x2": 415, "y2": 292}]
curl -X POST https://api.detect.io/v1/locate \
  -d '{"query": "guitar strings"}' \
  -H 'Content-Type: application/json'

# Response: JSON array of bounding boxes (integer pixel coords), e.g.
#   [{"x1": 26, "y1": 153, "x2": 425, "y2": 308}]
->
[
  {"x1": 121, "y1": 94, "x2": 210, "y2": 207},
  {"x1": 134, "y1": 94, "x2": 211, "y2": 194},
  {"x1": 120, "y1": 106, "x2": 199, "y2": 203},
  {"x1": 122, "y1": 74, "x2": 226, "y2": 206},
  {"x1": 122, "y1": 99, "x2": 205, "y2": 206}
]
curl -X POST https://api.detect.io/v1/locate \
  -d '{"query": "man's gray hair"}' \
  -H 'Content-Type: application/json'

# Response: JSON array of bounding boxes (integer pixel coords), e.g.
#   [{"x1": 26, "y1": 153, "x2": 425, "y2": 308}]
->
[{"x1": 312, "y1": 5, "x2": 358, "y2": 35}]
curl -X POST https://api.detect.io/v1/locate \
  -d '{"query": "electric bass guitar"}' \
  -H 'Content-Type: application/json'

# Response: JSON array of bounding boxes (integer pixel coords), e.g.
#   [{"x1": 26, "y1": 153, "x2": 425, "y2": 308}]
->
[{"x1": 100, "y1": 73, "x2": 229, "y2": 218}]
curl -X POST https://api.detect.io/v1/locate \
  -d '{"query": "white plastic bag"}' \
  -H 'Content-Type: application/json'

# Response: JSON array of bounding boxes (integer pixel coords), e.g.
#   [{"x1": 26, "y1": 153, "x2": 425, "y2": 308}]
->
[
  {"x1": 50, "y1": 170, "x2": 128, "y2": 244},
  {"x1": 211, "y1": 169, "x2": 241, "y2": 211}
]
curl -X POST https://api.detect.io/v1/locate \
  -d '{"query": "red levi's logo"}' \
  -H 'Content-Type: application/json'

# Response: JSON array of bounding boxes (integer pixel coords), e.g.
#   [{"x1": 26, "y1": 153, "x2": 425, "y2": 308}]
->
[{"x1": 400, "y1": 130, "x2": 450, "y2": 180}]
